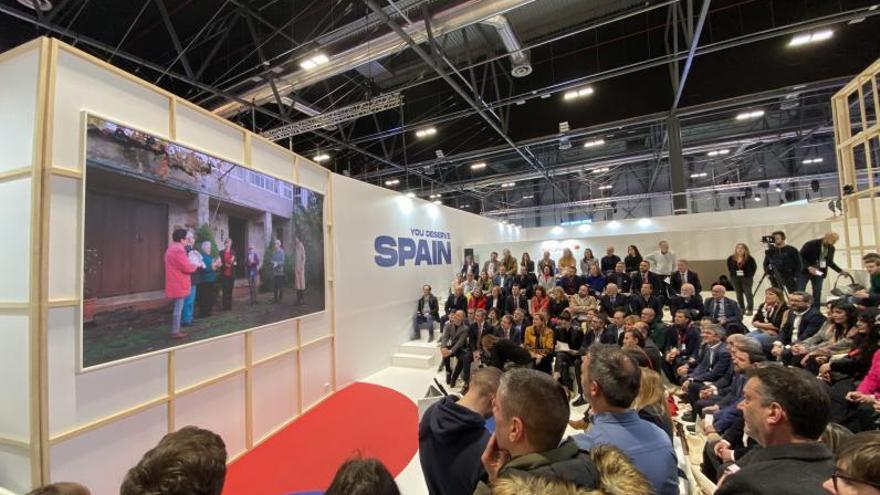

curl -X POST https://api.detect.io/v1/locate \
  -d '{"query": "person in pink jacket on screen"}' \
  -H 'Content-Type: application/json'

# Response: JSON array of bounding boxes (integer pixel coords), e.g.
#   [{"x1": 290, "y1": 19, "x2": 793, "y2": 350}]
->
[{"x1": 165, "y1": 228, "x2": 197, "y2": 339}]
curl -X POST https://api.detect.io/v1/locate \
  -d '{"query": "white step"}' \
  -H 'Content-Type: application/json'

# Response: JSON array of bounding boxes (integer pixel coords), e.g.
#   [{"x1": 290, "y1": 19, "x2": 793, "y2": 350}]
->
[
  {"x1": 392, "y1": 352, "x2": 438, "y2": 369},
  {"x1": 398, "y1": 340, "x2": 440, "y2": 357}
]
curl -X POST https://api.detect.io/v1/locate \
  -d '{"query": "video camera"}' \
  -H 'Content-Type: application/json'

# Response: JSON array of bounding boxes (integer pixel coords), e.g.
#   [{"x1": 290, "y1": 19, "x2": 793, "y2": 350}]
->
[{"x1": 760, "y1": 235, "x2": 775, "y2": 244}]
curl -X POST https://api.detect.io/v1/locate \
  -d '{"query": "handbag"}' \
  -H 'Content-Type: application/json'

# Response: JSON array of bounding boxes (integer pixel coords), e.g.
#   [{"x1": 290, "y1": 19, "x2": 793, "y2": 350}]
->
[{"x1": 829, "y1": 273, "x2": 864, "y2": 297}]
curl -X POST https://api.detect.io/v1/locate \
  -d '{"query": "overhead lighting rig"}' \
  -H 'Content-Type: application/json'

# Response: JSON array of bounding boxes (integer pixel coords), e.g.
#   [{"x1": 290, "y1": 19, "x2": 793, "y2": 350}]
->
[{"x1": 261, "y1": 93, "x2": 403, "y2": 141}]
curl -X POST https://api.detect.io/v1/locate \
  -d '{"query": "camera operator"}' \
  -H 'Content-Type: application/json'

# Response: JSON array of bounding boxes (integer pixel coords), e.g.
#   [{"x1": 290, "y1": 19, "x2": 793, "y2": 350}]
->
[
  {"x1": 799, "y1": 233, "x2": 848, "y2": 306},
  {"x1": 762, "y1": 231, "x2": 801, "y2": 294}
]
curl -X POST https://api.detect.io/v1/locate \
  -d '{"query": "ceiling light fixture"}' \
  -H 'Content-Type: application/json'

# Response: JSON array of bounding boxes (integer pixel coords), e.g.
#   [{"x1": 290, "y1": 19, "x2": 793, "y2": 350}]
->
[
  {"x1": 788, "y1": 29, "x2": 834, "y2": 47},
  {"x1": 707, "y1": 149, "x2": 730, "y2": 157},
  {"x1": 299, "y1": 53, "x2": 330, "y2": 70},
  {"x1": 690, "y1": 172, "x2": 708, "y2": 178},
  {"x1": 405, "y1": 192, "x2": 416, "y2": 198},
  {"x1": 471, "y1": 162, "x2": 487, "y2": 170},
  {"x1": 415, "y1": 127, "x2": 437, "y2": 138},
  {"x1": 501, "y1": 182, "x2": 516, "y2": 188},
  {"x1": 598, "y1": 185, "x2": 613, "y2": 190},
  {"x1": 803, "y1": 158, "x2": 824, "y2": 164},
  {"x1": 429, "y1": 193, "x2": 442, "y2": 199},
  {"x1": 754, "y1": 196, "x2": 762, "y2": 202},
  {"x1": 385, "y1": 179, "x2": 400, "y2": 186},
  {"x1": 522, "y1": 195, "x2": 534, "y2": 199},
  {"x1": 592, "y1": 167, "x2": 610, "y2": 174},
  {"x1": 735, "y1": 109, "x2": 765, "y2": 121},
  {"x1": 583, "y1": 139, "x2": 605, "y2": 148},
  {"x1": 313, "y1": 153, "x2": 330, "y2": 163},
  {"x1": 563, "y1": 86, "x2": 594, "y2": 100}
]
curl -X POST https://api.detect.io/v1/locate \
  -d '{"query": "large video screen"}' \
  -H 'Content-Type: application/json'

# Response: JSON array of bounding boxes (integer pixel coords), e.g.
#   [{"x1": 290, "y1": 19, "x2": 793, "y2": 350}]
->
[{"x1": 81, "y1": 115, "x2": 325, "y2": 370}]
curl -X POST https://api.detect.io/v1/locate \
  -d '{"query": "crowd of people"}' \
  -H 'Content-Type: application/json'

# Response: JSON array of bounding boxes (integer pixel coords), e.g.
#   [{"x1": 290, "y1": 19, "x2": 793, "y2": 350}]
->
[{"x1": 412, "y1": 235, "x2": 880, "y2": 494}]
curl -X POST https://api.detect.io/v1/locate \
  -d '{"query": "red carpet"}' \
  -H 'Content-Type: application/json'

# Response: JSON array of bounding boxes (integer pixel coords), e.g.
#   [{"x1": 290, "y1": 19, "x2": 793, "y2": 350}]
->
[{"x1": 223, "y1": 382, "x2": 418, "y2": 495}]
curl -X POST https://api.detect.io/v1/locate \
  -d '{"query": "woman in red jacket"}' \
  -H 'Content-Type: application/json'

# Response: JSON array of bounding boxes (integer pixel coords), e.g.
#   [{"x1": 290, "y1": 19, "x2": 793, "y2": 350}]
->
[
  {"x1": 164, "y1": 228, "x2": 197, "y2": 339},
  {"x1": 467, "y1": 287, "x2": 488, "y2": 312},
  {"x1": 530, "y1": 286, "x2": 550, "y2": 317}
]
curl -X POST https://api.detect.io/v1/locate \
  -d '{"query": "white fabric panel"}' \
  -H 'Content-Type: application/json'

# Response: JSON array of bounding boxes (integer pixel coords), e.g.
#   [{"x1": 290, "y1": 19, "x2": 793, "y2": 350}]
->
[
  {"x1": 0, "y1": 315, "x2": 29, "y2": 440},
  {"x1": 0, "y1": 45, "x2": 39, "y2": 172},
  {"x1": 48, "y1": 176, "x2": 80, "y2": 300},
  {"x1": 53, "y1": 50, "x2": 170, "y2": 170},
  {"x1": 251, "y1": 138, "x2": 295, "y2": 181},
  {"x1": 174, "y1": 374, "x2": 246, "y2": 459},
  {"x1": 251, "y1": 353, "x2": 298, "y2": 442},
  {"x1": 0, "y1": 445, "x2": 32, "y2": 494},
  {"x1": 50, "y1": 404, "x2": 166, "y2": 495},
  {"x1": 299, "y1": 311, "x2": 331, "y2": 344},
  {"x1": 174, "y1": 334, "x2": 245, "y2": 391},
  {"x1": 48, "y1": 307, "x2": 167, "y2": 436},
  {"x1": 251, "y1": 320, "x2": 297, "y2": 362},
  {"x1": 299, "y1": 338, "x2": 333, "y2": 410},
  {"x1": 0, "y1": 178, "x2": 31, "y2": 302},
  {"x1": 175, "y1": 104, "x2": 245, "y2": 165},
  {"x1": 296, "y1": 158, "x2": 327, "y2": 193}
]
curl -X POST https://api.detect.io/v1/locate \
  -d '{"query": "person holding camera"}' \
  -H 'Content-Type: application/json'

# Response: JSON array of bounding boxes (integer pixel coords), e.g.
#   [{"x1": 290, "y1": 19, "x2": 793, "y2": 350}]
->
[
  {"x1": 799, "y1": 233, "x2": 848, "y2": 306},
  {"x1": 762, "y1": 231, "x2": 802, "y2": 294}
]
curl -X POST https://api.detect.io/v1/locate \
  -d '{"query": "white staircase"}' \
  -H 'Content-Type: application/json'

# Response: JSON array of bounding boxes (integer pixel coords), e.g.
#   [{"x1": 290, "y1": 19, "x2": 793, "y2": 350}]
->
[{"x1": 392, "y1": 334, "x2": 440, "y2": 369}]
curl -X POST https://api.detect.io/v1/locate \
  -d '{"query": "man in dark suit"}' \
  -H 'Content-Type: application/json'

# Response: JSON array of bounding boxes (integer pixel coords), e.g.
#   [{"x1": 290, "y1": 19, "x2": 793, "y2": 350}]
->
[
  {"x1": 774, "y1": 291, "x2": 826, "y2": 364},
  {"x1": 469, "y1": 309, "x2": 501, "y2": 367},
  {"x1": 504, "y1": 284, "x2": 530, "y2": 316},
  {"x1": 513, "y1": 266, "x2": 537, "y2": 299},
  {"x1": 459, "y1": 254, "x2": 479, "y2": 277},
  {"x1": 493, "y1": 266, "x2": 514, "y2": 297},
  {"x1": 704, "y1": 285, "x2": 743, "y2": 335},
  {"x1": 670, "y1": 259, "x2": 702, "y2": 295},
  {"x1": 440, "y1": 285, "x2": 468, "y2": 329},
  {"x1": 714, "y1": 367, "x2": 834, "y2": 495},
  {"x1": 602, "y1": 309, "x2": 628, "y2": 345},
  {"x1": 678, "y1": 324, "x2": 733, "y2": 405},
  {"x1": 600, "y1": 245, "x2": 621, "y2": 274},
  {"x1": 667, "y1": 283, "x2": 704, "y2": 320},
  {"x1": 629, "y1": 283, "x2": 664, "y2": 320},
  {"x1": 606, "y1": 261, "x2": 632, "y2": 293},
  {"x1": 556, "y1": 266, "x2": 585, "y2": 295},
  {"x1": 799, "y1": 233, "x2": 848, "y2": 306},
  {"x1": 599, "y1": 283, "x2": 629, "y2": 316},
  {"x1": 412, "y1": 284, "x2": 440, "y2": 341},
  {"x1": 631, "y1": 260, "x2": 662, "y2": 297},
  {"x1": 662, "y1": 309, "x2": 702, "y2": 383}
]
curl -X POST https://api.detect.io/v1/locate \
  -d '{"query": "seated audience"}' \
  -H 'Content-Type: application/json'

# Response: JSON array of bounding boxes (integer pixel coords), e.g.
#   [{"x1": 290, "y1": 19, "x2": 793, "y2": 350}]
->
[
  {"x1": 420, "y1": 367, "x2": 502, "y2": 495},
  {"x1": 748, "y1": 287, "x2": 787, "y2": 349},
  {"x1": 487, "y1": 307, "x2": 503, "y2": 331},
  {"x1": 573, "y1": 344, "x2": 679, "y2": 495},
  {"x1": 494, "y1": 266, "x2": 514, "y2": 297},
  {"x1": 520, "y1": 252, "x2": 535, "y2": 274},
  {"x1": 548, "y1": 287, "x2": 571, "y2": 320},
  {"x1": 793, "y1": 300, "x2": 858, "y2": 371},
  {"x1": 602, "y1": 309, "x2": 628, "y2": 345},
  {"x1": 478, "y1": 271, "x2": 493, "y2": 292},
  {"x1": 512, "y1": 308, "x2": 529, "y2": 340},
  {"x1": 441, "y1": 285, "x2": 468, "y2": 329},
  {"x1": 569, "y1": 285, "x2": 599, "y2": 318},
  {"x1": 670, "y1": 259, "x2": 702, "y2": 295},
  {"x1": 530, "y1": 286, "x2": 550, "y2": 316},
  {"x1": 639, "y1": 307, "x2": 667, "y2": 350},
  {"x1": 599, "y1": 283, "x2": 628, "y2": 316},
  {"x1": 771, "y1": 292, "x2": 826, "y2": 361},
  {"x1": 852, "y1": 253, "x2": 880, "y2": 307},
  {"x1": 462, "y1": 272, "x2": 478, "y2": 296},
  {"x1": 486, "y1": 285, "x2": 506, "y2": 315},
  {"x1": 704, "y1": 284, "x2": 744, "y2": 334},
  {"x1": 26, "y1": 484, "x2": 90, "y2": 495},
  {"x1": 537, "y1": 264, "x2": 557, "y2": 294},
  {"x1": 579, "y1": 248, "x2": 600, "y2": 277},
  {"x1": 558, "y1": 248, "x2": 578, "y2": 274},
  {"x1": 441, "y1": 310, "x2": 472, "y2": 388},
  {"x1": 844, "y1": 320, "x2": 880, "y2": 433},
  {"x1": 412, "y1": 284, "x2": 440, "y2": 341},
  {"x1": 821, "y1": 431, "x2": 880, "y2": 495},
  {"x1": 501, "y1": 248, "x2": 518, "y2": 276},
  {"x1": 629, "y1": 284, "x2": 664, "y2": 322},
  {"x1": 553, "y1": 312, "x2": 584, "y2": 396},
  {"x1": 325, "y1": 457, "x2": 400, "y2": 495},
  {"x1": 624, "y1": 245, "x2": 642, "y2": 274},
  {"x1": 632, "y1": 367, "x2": 674, "y2": 439},
  {"x1": 514, "y1": 265, "x2": 538, "y2": 299},
  {"x1": 715, "y1": 367, "x2": 834, "y2": 495},
  {"x1": 667, "y1": 283, "x2": 704, "y2": 320},
  {"x1": 557, "y1": 266, "x2": 585, "y2": 296},
  {"x1": 601, "y1": 246, "x2": 622, "y2": 275},
  {"x1": 475, "y1": 368, "x2": 600, "y2": 494},
  {"x1": 524, "y1": 313, "x2": 556, "y2": 374},
  {"x1": 607, "y1": 261, "x2": 633, "y2": 293},
  {"x1": 677, "y1": 324, "x2": 732, "y2": 406},
  {"x1": 633, "y1": 321, "x2": 665, "y2": 373},
  {"x1": 584, "y1": 264, "x2": 606, "y2": 296},
  {"x1": 120, "y1": 426, "x2": 227, "y2": 495},
  {"x1": 631, "y1": 260, "x2": 662, "y2": 297},
  {"x1": 537, "y1": 251, "x2": 556, "y2": 275},
  {"x1": 484, "y1": 252, "x2": 500, "y2": 278},
  {"x1": 645, "y1": 240, "x2": 677, "y2": 298},
  {"x1": 468, "y1": 287, "x2": 488, "y2": 311},
  {"x1": 696, "y1": 336, "x2": 765, "y2": 429},
  {"x1": 460, "y1": 254, "x2": 480, "y2": 277},
  {"x1": 482, "y1": 334, "x2": 532, "y2": 370},
  {"x1": 505, "y1": 283, "x2": 529, "y2": 316},
  {"x1": 496, "y1": 314, "x2": 523, "y2": 344},
  {"x1": 470, "y1": 309, "x2": 499, "y2": 367},
  {"x1": 662, "y1": 309, "x2": 702, "y2": 382}
]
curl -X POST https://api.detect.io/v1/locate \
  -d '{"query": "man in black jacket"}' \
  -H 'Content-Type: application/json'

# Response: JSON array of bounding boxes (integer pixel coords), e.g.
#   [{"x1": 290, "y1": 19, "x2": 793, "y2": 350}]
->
[
  {"x1": 631, "y1": 260, "x2": 663, "y2": 297},
  {"x1": 419, "y1": 367, "x2": 501, "y2": 495},
  {"x1": 670, "y1": 259, "x2": 702, "y2": 295},
  {"x1": 773, "y1": 292, "x2": 826, "y2": 364},
  {"x1": 600, "y1": 246, "x2": 621, "y2": 274},
  {"x1": 762, "y1": 230, "x2": 802, "y2": 294},
  {"x1": 667, "y1": 283, "x2": 704, "y2": 321},
  {"x1": 413, "y1": 284, "x2": 440, "y2": 341},
  {"x1": 606, "y1": 261, "x2": 633, "y2": 293},
  {"x1": 505, "y1": 284, "x2": 530, "y2": 317},
  {"x1": 460, "y1": 254, "x2": 480, "y2": 277},
  {"x1": 715, "y1": 366, "x2": 833, "y2": 495},
  {"x1": 799, "y1": 233, "x2": 848, "y2": 306},
  {"x1": 599, "y1": 283, "x2": 629, "y2": 316},
  {"x1": 441, "y1": 285, "x2": 468, "y2": 330}
]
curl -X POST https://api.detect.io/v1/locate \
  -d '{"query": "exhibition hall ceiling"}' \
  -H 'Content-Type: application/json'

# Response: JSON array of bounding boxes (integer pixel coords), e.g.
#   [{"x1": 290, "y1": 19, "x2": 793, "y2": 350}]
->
[{"x1": 1, "y1": 0, "x2": 879, "y2": 219}]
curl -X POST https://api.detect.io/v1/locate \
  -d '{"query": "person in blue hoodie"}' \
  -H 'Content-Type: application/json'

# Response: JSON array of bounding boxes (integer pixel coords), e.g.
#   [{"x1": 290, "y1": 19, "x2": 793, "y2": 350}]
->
[{"x1": 418, "y1": 367, "x2": 502, "y2": 495}]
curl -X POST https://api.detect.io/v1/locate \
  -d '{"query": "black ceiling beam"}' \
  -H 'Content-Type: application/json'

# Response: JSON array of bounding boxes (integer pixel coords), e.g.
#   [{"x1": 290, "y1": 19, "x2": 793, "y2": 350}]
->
[
  {"x1": 152, "y1": 0, "x2": 195, "y2": 80},
  {"x1": 362, "y1": 0, "x2": 569, "y2": 201},
  {"x1": 194, "y1": 11, "x2": 242, "y2": 81},
  {"x1": 670, "y1": 0, "x2": 710, "y2": 113}
]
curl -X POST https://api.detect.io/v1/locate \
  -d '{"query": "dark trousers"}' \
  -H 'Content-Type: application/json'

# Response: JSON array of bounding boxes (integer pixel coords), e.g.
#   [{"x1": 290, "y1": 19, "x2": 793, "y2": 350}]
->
[
  {"x1": 196, "y1": 281, "x2": 217, "y2": 317},
  {"x1": 220, "y1": 275, "x2": 234, "y2": 310},
  {"x1": 297, "y1": 289, "x2": 305, "y2": 304},
  {"x1": 701, "y1": 440, "x2": 725, "y2": 483},
  {"x1": 555, "y1": 352, "x2": 577, "y2": 391},
  {"x1": 730, "y1": 275, "x2": 754, "y2": 312},
  {"x1": 770, "y1": 272, "x2": 798, "y2": 294},
  {"x1": 248, "y1": 273, "x2": 258, "y2": 304},
  {"x1": 684, "y1": 381, "x2": 707, "y2": 405},
  {"x1": 273, "y1": 275, "x2": 284, "y2": 302},
  {"x1": 799, "y1": 273, "x2": 825, "y2": 306},
  {"x1": 450, "y1": 350, "x2": 472, "y2": 386}
]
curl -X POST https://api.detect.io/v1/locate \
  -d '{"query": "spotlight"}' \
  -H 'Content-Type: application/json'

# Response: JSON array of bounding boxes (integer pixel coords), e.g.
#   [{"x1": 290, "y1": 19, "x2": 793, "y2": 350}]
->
[
  {"x1": 583, "y1": 139, "x2": 605, "y2": 148},
  {"x1": 501, "y1": 182, "x2": 516, "y2": 188},
  {"x1": 598, "y1": 185, "x2": 613, "y2": 190},
  {"x1": 735, "y1": 110, "x2": 765, "y2": 121},
  {"x1": 313, "y1": 153, "x2": 330, "y2": 163},
  {"x1": 300, "y1": 53, "x2": 330, "y2": 70},
  {"x1": 803, "y1": 158, "x2": 824, "y2": 164},
  {"x1": 690, "y1": 172, "x2": 708, "y2": 178},
  {"x1": 787, "y1": 29, "x2": 834, "y2": 47},
  {"x1": 522, "y1": 195, "x2": 534, "y2": 199},
  {"x1": 563, "y1": 87, "x2": 594, "y2": 100},
  {"x1": 471, "y1": 162, "x2": 487, "y2": 170},
  {"x1": 385, "y1": 179, "x2": 400, "y2": 186},
  {"x1": 429, "y1": 193, "x2": 442, "y2": 199},
  {"x1": 707, "y1": 149, "x2": 730, "y2": 157},
  {"x1": 415, "y1": 127, "x2": 437, "y2": 138},
  {"x1": 592, "y1": 167, "x2": 610, "y2": 174}
]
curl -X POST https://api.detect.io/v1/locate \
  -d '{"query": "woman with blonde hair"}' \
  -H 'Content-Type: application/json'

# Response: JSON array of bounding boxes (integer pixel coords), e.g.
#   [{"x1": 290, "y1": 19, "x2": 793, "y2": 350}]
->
[
  {"x1": 727, "y1": 242, "x2": 757, "y2": 315},
  {"x1": 548, "y1": 286, "x2": 570, "y2": 320},
  {"x1": 558, "y1": 247, "x2": 577, "y2": 272},
  {"x1": 631, "y1": 368, "x2": 673, "y2": 438}
]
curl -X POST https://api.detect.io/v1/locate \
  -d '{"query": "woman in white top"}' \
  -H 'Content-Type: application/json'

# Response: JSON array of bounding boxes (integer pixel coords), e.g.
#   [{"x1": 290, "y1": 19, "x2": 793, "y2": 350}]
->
[
  {"x1": 538, "y1": 264, "x2": 557, "y2": 294},
  {"x1": 579, "y1": 248, "x2": 600, "y2": 277}
]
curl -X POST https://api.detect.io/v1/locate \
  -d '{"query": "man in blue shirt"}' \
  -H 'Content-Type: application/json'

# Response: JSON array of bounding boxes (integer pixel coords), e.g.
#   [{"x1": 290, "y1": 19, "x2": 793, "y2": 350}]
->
[{"x1": 573, "y1": 344, "x2": 680, "y2": 495}]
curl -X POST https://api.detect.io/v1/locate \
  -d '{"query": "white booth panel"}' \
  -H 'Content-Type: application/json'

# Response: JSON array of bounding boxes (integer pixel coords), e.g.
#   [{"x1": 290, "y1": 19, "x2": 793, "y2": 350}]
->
[
  {"x1": 53, "y1": 50, "x2": 170, "y2": 170},
  {"x1": 252, "y1": 321, "x2": 298, "y2": 362},
  {"x1": 48, "y1": 176, "x2": 80, "y2": 300},
  {"x1": 0, "y1": 45, "x2": 39, "y2": 172},
  {"x1": 48, "y1": 307, "x2": 167, "y2": 436},
  {"x1": 175, "y1": 104, "x2": 245, "y2": 165},
  {"x1": 174, "y1": 334, "x2": 245, "y2": 391},
  {"x1": 300, "y1": 339, "x2": 333, "y2": 410},
  {"x1": 300, "y1": 311, "x2": 331, "y2": 344},
  {"x1": 0, "y1": 178, "x2": 31, "y2": 302},
  {"x1": 0, "y1": 315, "x2": 29, "y2": 440},
  {"x1": 251, "y1": 353, "x2": 298, "y2": 443},
  {"x1": 296, "y1": 158, "x2": 327, "y2": 194},
  {"x1": 50, "y1": 404, "x2": 166, "y2": 495},
  {"x1": 174, "y1": 375, "x2": 246, "y2": 459},
  {"x1": 0, "y1": 445, "x2": 31, "y2": 494},
  {"x1": 251, "y1": 139, "x2": 295, "y2": 181}
]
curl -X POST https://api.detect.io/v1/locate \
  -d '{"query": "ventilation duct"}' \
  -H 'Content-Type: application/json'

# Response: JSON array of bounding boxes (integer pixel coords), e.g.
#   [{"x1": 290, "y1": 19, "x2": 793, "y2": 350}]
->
[
  {"x1": 212, "y1": 0, "x2": 535, "y2": 118},
  {"x1": 481, "y1": 15, "x2": 532, "y2": 78}
]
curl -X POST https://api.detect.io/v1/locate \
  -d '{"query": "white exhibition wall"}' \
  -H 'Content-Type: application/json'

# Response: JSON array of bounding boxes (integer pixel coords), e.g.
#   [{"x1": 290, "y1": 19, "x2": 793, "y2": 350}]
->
[{"x1": 332, "y1": 174, "x2": 520, "y2": 387}]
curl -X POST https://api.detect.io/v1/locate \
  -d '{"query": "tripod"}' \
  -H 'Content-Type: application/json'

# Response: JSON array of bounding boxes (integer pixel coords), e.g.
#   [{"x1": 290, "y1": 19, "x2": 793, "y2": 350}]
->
[{"x1": 752, "y1": 267, "x2": 791, "y2": 302}]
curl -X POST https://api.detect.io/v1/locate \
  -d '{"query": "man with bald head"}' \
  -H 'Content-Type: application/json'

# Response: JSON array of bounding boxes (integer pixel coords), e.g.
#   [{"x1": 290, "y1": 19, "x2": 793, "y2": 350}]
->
[{"x1": 799, "y1": 232, "x2": 848, "y2": 306}]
